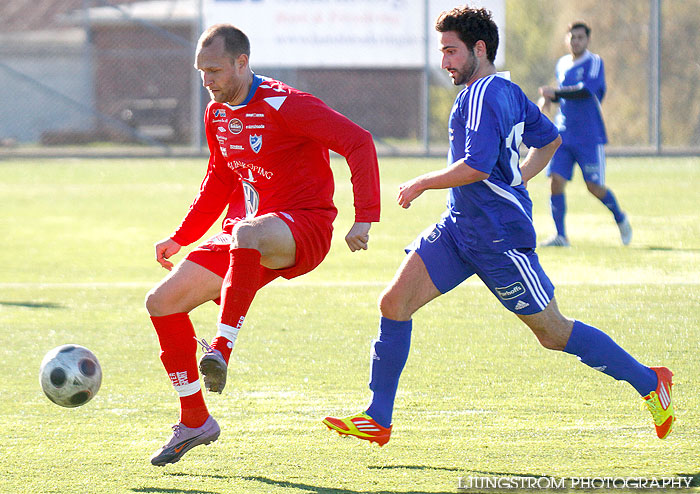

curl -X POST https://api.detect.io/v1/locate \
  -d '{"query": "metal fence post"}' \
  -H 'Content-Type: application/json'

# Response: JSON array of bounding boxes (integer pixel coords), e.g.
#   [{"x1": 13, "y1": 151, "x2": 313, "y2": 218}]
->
[
  {"x1": 649, "y1": 0, "x2": 662, "y2": 153},
  {"x1": 422, "y1": 0, "x2": 431, "y2": 156},
  {"x1": 191, "y1": 0, "x2": 204, "y2": 151}
]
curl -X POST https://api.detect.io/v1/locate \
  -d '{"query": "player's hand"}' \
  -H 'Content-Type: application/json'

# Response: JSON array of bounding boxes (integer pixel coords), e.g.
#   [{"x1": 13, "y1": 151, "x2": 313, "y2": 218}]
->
[
  {"x1": 345, "y1": 222, "x2": 371, "y2": 252},
  {"x1": 538, "y1": 86, "x2": 556, "y2": 100},
  {"x1": 397, "y1": 178, "x2": 425, "y2": 209},
  {"x1": 154, "y1": 237, "x2": 181, "y2": 271}
]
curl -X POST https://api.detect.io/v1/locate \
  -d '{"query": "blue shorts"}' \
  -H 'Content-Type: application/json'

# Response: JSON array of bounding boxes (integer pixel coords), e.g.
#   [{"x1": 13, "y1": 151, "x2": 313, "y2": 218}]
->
[
  {"x1": 547, "y1": 141, "x2": 606, "y2": 185},
  {"x1": 406, "y1": 220, "x2": 555, "y2": 315}
]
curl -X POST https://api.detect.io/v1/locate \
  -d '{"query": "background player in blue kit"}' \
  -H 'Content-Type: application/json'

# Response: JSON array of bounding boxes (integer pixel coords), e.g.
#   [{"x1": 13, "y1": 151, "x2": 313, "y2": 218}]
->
[
  {"x1": 323, "y1": 6, "x2": 674, "y2": 445},
  {"x1": 538, "y1": 22, "x2": 632, "y2": 247}
]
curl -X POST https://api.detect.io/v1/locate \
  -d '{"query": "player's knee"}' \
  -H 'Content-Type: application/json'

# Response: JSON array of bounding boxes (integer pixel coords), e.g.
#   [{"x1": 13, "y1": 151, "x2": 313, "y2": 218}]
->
[
  {"x1": 230, "y1": 221, "x2": 259, "y2": 250},
  {"x1": 378, "y1": 287, "x2": 411, "y2": 321},
  {"x1": 534, "y1": 332, "x2": 567, "y2": 351},
  {"x1": 529, "y1": 320, "x2": 571, "y2": 351},
  {"x1": 550, "y1": 176, "x2": 566, "y2": 195},
  {"x1": 144, "y1": 288, "x2": 159, "y2": 316},
  {"x1": 145, "y1": 286, "x2": 169, "y2": 317},
  {"x1": 586, "y1": 181, "x2": 605, "y2": 197}
]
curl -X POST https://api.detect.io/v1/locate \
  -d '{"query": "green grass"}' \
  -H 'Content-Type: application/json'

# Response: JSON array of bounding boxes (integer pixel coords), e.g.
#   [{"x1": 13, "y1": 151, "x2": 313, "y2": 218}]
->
[{"x1": 0, "y1": 156, "x2": 699, "y2": 493}]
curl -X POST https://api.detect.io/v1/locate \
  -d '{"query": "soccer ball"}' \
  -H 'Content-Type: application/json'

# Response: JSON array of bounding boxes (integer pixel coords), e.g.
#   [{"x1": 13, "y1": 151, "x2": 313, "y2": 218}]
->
[{"x1": 39, "y1": 344, "x2": 102, "y2": 408}]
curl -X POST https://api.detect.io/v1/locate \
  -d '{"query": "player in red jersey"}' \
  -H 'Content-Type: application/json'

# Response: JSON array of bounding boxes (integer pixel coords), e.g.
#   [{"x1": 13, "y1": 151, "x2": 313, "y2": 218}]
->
[{"x1": 145, "y1": 24, "x2": 381, "y2": 466}]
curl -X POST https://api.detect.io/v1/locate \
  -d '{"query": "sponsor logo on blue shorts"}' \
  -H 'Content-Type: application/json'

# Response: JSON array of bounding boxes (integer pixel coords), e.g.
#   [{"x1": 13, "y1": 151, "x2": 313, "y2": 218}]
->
[
  {"x1": 496, "y1": 282, "x2": 526, "y2": 300},
  {"x1": 427, "y1": 228, "x2": 441, "y2": 243}
]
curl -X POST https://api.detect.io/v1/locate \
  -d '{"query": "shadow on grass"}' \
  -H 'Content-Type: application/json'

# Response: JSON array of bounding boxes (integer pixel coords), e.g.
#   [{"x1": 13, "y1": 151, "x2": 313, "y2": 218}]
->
[
  {"x1": 367, "y1": 465, "x2": 461, "y2": 472},
  {"x1": 470, "y1": 470, "x2": 551, "y2": 478},
  {"x1": 0, "y1": 300, "x2": 64, "y2": 309},
  {"x1": 163, "y1": 472, "x2": 231, "y2": 480},
  {"x1": 131, "y1": 489, "x2": 220, "y2": 494},
  {"x1": 644, "y1": 245, "x2": 700, "y2": 253},
  {"x1": 130, "y1": 472, "x2": 234, "y2": 493},
  {"x1": 677, "y1": 473, "x2": 700, "y2": 487},
  {"x1": 244, "y1": 475, "x2": 457, "y2": 494}
]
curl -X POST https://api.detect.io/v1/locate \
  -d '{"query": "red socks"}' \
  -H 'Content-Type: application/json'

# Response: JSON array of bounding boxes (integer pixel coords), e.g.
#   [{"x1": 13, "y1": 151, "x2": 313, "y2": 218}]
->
[
  {"x1": 213, "y1": 248, "x2": 262, "y2": 362},
  {"x1": 150, "y1": 249, "x2": 264, "y2": 427},
  {"x1": 151, "y1": 313, "x2": 209, "y2": 428}
]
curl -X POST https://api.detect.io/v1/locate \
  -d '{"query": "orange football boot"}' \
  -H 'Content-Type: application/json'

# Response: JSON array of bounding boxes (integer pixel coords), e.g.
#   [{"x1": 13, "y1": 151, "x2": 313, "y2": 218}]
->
[
  {"x1": 643, "y1": 366, "x2": 675, "y2": 439},
  {"x1": 323, "y1": 412, "x2": 391, "y2": 446}
]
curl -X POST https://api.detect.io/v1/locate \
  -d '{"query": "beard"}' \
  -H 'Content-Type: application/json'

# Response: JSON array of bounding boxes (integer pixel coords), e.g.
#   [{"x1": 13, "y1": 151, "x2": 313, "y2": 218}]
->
[
  {"x1": 571, "y1": 46, "x2": 586, "y2": 58},
  {"x1": 449, "y1": 49, "x2": 479, "y2": 86},
  {"x1": 208, "y1": 89, "x2": 229, "y2": 103}
]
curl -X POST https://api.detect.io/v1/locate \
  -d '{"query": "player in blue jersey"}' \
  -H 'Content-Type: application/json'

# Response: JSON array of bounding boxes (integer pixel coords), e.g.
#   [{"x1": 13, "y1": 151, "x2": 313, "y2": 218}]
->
[
  {"x1": 323, "y1": 6, "x2": 673, "y2": 445},
  {"x1": 538, "y1": 22, "x2": 631, "y2": 247}
]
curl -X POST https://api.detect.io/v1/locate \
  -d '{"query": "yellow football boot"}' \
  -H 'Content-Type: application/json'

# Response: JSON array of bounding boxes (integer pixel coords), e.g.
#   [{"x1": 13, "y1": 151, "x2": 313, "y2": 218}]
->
[
  {"x1": 643, "y1": 366, "x2": 675, "y2": 439},
  {"x1": 322, "y1": 412, "x2": 391, "y2": 446}
]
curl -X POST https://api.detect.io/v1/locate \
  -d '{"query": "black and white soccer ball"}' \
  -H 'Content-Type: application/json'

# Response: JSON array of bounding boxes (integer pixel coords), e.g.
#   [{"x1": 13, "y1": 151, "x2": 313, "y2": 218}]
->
[{"x1": 39, "y1": 344, "x2": 102, "y2": 408}]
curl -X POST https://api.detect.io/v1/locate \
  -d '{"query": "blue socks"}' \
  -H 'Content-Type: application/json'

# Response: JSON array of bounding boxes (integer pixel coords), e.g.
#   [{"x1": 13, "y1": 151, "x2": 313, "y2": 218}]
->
[
  {"x1": 599, "y1": 189, "x2": 625, "y2": 223},
  {"x1": 366, "y1": 317, "x2": 412, "y2": 428},
  {"x1": 364, "y1": 318, "x2": 656, "y2": 428},
  {"x1": 564, "y1": 320, "x2": 657, "y2": 396},
  {"x1": 550, "y1": 193, "x2": 567, "y2": 237},
  {"x1": 553, "y1": 190, "x2": 625, "y2": 237}
]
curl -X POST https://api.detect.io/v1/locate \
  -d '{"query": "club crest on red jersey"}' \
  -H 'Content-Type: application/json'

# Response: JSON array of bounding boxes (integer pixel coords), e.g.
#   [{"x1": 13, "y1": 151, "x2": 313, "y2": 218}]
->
[
  {"x1": 228, "y1": 118, "x2": 243, "y2": 134},
  {"x1": 249, "y1": 134, "x2": 262, "y2": 153}
]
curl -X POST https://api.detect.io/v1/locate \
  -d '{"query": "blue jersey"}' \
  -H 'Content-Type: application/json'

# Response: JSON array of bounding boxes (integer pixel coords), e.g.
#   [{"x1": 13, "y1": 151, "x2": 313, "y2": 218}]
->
[
  {"x1": 447, "y1": 74, "x2": 559, "y2": 252},
  {"x1": 554, "y1": 50, "x2": 607, "y2": 144}
]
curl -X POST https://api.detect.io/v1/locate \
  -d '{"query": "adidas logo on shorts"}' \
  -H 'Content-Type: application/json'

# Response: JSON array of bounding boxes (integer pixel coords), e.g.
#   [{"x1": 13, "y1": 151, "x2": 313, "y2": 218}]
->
[{"x1": 514, "y1": 300, "x2": 530, "y2": 311}]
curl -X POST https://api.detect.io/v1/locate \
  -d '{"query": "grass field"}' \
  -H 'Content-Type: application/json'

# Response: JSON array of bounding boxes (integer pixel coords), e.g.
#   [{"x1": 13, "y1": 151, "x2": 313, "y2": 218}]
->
[{"x1": 1, "y1": 155, "x2": 699, "y2": 494}]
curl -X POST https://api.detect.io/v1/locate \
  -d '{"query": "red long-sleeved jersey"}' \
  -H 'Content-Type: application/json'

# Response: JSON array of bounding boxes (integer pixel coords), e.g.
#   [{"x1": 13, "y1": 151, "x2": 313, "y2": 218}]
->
[{"x1": 171, "y1": 75, "x2": 381, "y2": 246}]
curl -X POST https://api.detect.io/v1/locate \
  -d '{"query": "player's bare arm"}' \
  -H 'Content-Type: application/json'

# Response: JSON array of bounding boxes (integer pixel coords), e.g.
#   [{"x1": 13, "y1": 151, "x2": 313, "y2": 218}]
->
[
  {"x1": 537, "y1": 86, "x2": 557, "y2": 114},
  {"x1": 538, "y1": 86, "x2": 558, "y2": 113},
  {"x1": 345, "y1": 221, "x2": 372, "y2": 252},
  {"x1": 397, "y1": 159, "x2": 489, "y2": 209},
  {"x1": 521, "y1": 135, "x2": 562, "y2": 186},
  {"x1": 154, "y1": 237, "x2": 182, "y2": 271}
]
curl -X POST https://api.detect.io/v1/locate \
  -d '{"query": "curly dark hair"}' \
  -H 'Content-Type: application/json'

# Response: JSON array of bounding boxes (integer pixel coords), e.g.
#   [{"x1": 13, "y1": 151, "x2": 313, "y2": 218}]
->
[
  {"x1": 568, "y1": 21, "x2": 591, "y2": 37},
  {"x1": 435, "y1": 6, "x2": 499, "y2": 63}
]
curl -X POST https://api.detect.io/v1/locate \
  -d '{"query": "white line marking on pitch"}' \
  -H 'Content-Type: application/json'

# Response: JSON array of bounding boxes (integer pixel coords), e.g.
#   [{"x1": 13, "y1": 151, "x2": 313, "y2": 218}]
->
[{"x1": 0, "y1": 279, "x2": 698, "y2": 289}]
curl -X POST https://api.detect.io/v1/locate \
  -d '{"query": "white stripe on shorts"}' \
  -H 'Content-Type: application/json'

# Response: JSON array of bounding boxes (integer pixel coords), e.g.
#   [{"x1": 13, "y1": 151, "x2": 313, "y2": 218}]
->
[
  {"x1": 597, "y1": 144, "x2": 606, "y2": 185},
  {"x1": 504, "y1": 250, "x2": 551, "y2": 311}
]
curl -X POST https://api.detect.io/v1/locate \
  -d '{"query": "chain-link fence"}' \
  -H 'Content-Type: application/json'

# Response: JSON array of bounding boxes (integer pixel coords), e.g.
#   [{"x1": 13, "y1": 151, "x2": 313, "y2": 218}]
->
[{"x1": 0, "y1": 0, "x2": 698, "y2": 158}]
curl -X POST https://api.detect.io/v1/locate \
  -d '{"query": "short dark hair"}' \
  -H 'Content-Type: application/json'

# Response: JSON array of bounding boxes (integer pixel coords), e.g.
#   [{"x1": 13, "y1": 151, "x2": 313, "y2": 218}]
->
[
  {"x1": 435, "y1": 6, "x2": 499, "y2": 63},
  {"x1": 568, "y1": 21, "x2": 591, "y2": 37},
  {"x1": 198, "y1": 24, "x2": 250, "y2": 59}
]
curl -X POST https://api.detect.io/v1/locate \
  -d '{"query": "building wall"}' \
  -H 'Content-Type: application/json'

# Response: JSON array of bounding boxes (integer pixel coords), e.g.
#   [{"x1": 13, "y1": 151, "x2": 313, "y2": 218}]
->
[
  {"x1": 0, "y1": 34, "x2": 95, "y2": 144},
  {"x1": 91, "y1": 23, "x2": 194, "y2": 142},
  {"x1": 0, "y1": 18, "x2": 422, "y2": 145}
]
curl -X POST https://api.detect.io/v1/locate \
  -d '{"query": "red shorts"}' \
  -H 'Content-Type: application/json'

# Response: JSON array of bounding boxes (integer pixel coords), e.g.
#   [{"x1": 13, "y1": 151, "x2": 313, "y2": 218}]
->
[{"x1": 185, "y1": 209, "x2": 335, "y2": 290}]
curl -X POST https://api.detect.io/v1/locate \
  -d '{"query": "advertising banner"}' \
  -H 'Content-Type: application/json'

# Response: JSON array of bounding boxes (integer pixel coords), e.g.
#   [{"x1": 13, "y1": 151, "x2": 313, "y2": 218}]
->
[{"x1": 203, "y1": 0, "x2": 505, "y2": 68}]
